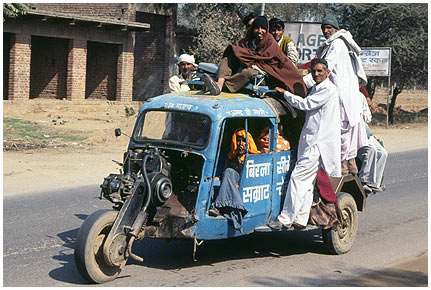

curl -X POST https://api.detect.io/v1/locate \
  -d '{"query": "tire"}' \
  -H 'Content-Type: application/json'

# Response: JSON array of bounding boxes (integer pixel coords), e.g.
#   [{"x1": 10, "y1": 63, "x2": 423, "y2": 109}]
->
[
  {"x1": 322, "y1": 192, "x2": 358, "y2": 255},
  {"x1": 74, "y1": 209, "x2": 126, "y2": 284}
]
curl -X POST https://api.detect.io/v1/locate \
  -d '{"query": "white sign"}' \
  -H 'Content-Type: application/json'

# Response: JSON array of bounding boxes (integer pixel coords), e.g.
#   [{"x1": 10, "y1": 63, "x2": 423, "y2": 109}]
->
[
  {"x1": 284, "y1": 22, "x2": 392, "y2": 76},
  {"x1": 284, "y1": 22, "x2": 326, "y2": 65},
  {"x1": 360, "y1": 47, "x2": 392, "y2": 77}
]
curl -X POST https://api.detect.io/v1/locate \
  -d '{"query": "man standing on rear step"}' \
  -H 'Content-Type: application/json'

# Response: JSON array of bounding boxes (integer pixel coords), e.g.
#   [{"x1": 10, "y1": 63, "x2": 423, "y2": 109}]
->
[
  {"x1": 269, "y1": 58, "x2": 341, "y2": 230},
  {"x1": 307, "y1": 14, "x2": 368, "y2": 175}
]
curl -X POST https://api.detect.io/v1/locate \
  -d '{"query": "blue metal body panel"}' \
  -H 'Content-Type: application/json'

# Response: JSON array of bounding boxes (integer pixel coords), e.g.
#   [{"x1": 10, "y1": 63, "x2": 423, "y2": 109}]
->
[{"x1": 129, "y1": 90, "x2": 296, "y2": 240}]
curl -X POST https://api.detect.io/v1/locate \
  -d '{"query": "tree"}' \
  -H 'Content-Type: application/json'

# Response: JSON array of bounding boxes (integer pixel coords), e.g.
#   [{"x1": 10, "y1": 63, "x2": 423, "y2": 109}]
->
[
  {"x1": 335, "y1": 4, "x2": 428, "y2": 124},
  {"x1": 180, "y1": 4, "x2": 244, "y2": 63},
  {"x1": 178, "y1": 3, "x2": 332, "y2": 63},
  {"x1": 3, "y1": 3, "x2": 29, "y2": 21}
]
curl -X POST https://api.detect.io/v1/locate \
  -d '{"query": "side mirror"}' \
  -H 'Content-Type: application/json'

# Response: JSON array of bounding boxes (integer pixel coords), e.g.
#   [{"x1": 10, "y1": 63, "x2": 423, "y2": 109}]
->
[{"x1": 114, "y1": 128, "x2": 122, "y2": 137}]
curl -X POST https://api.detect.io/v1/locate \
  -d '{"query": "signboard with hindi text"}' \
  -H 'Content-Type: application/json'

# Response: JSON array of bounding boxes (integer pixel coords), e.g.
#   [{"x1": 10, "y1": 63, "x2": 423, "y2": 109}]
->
[
  {"x1": 284, "y1": 22, "x2": 326, "y2": 65},
  {"x1": 360, "y1": 47, "x2": 392, "y2": 77}
]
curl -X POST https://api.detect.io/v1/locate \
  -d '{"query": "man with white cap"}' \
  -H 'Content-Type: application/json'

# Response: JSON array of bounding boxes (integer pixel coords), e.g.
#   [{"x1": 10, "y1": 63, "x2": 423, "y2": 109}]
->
[{"x1": 168, "y1": 54, "x2": 197, "y2": 93}]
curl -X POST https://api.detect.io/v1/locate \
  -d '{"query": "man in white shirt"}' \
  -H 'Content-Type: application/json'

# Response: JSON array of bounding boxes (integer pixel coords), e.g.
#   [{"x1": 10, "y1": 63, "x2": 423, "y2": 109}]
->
[
  {"x1": 269, "y1": 58, "x2": 341, "y2": 230},
  {"x1": 304, "y1": 15, "x2": 368, "y2": 175},
  {"x1": 168, "y1": 54, "x2": 197, "y2": 93},
  {"x1": 357, "y1": 92, "x2": 388, "y2": 193}
]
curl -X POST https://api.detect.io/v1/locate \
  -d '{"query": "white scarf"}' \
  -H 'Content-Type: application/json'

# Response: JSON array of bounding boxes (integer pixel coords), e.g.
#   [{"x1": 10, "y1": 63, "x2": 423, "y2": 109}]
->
[{"x1": 318, "y1": 29, "x2": 367, "y2": 86}]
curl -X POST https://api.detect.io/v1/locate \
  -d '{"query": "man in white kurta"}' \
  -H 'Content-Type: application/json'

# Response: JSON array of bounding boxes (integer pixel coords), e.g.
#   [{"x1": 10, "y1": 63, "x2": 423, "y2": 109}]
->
[
  {"x1": 270, "y1": 58, "x2": 341, "y2": 229},
  {"x1": 305, "y1": 15, "x2": 368, "y2": 175},
  {"x1": 357, "y1": 92, "x2": 388, "y2": 193},
  {"x1": 168, "y1": 54, "x2": 197, "y2": 93}
]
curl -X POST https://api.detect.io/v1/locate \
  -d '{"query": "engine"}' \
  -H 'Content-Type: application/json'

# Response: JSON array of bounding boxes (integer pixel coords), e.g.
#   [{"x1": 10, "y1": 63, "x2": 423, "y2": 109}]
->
[{"x1": 100, "y1": 148, "x2": 173, "y2": 208}]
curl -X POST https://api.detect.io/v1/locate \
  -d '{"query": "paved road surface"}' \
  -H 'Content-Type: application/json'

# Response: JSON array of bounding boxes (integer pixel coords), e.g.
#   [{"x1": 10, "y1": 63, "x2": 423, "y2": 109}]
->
[{"x1": 3, "y1": 149, "x2": 427, "y2": 286}]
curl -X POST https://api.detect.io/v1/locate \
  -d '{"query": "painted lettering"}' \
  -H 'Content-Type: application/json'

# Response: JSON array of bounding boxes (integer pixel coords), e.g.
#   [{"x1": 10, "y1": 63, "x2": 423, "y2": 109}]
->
[
  {"x1": 243, "y1": 184, "x2": 270, "y2": 203},
  {"x1": 246, "y1": 160, "x2": 271, "y2": 178}
]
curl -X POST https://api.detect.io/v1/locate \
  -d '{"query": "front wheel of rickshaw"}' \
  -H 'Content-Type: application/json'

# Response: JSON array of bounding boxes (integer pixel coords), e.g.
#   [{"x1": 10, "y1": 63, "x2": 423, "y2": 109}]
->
[
  {"x1": 74, "y1": 209, "x2": 127, "y2": 284},
  {"x1": 322, "y1": 192, "x2": 358, "y2": 255}
]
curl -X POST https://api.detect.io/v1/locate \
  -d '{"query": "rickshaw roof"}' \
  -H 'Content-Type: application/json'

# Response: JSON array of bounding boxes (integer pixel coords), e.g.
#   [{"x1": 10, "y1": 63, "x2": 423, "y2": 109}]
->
[{"x1": 140, "y1": 90, "x2": 276, "y2": 121}]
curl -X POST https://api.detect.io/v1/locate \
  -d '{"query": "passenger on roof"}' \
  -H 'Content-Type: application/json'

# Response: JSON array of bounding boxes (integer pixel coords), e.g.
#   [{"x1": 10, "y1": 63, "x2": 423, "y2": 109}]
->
[
  {"x1": 242, "y1": 12, "x2": 258, "y2": 31},
  {"x1": 269, "y1": 18, "x2": 299, "y2": 66},
  {"x1": 201, "y1": 16, "x2": 306, "y2": 97},
  {"x1": 168, "y1": 54, "x2": 198, "y2": 93}
]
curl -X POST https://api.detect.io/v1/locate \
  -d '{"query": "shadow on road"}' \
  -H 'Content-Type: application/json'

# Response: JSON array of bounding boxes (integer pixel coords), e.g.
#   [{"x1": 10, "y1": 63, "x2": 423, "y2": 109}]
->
[
  {"x1": 49, "y1": 214, "x2": 90, "y2": 285},
  {"x1": 48, "y1": 213, "x2": 428, "y2": 287},
  {"x1": 129, "y1": 229, "x2": 328, "y2": 270},
  {"x1": 49, "y1": 218, "x2": 328, "y2": 285}
]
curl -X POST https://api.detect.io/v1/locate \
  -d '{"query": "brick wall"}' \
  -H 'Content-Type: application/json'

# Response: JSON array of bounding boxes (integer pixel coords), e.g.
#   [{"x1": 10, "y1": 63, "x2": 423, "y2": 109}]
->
[
  {"x1": 8, "y1": 33, "x2": 31, "y2": 100},
  {"x1": 30, "y1": 3, "x2": 134, "y2": 21},
  {"x1": 30, "y1": 36, "x2": 68, "y2": 99},
  {"x1": 3, "y1": 33, "x2": 11, "y2": 100},
  {"x1": 133, "y1": 12, "x2": 168, "y2": 100},
  {"x1": 67, "y1": 38, "x2": 87, "y2": 100},
  {"x1": 86, "y1": 41, "x2": 119, "y2": 100}
]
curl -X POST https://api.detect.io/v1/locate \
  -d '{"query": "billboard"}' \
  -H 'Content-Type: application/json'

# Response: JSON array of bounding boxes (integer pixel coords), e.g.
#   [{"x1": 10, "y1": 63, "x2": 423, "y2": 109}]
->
[
  {"x1": 284, "y1": 22, "x2": 392, "y2": 77},
  {"x1": 284, "y1": 22, "x2": 326, "y2": 65}
]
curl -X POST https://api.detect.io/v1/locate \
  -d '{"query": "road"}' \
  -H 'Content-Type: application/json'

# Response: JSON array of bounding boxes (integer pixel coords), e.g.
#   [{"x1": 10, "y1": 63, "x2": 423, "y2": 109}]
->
[{"x1": 3, "y1": 149, "x2": 427, "y2": 286}]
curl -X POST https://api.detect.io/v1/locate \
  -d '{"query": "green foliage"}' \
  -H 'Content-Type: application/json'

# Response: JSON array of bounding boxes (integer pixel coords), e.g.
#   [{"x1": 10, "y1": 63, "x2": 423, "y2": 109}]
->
[
  {"x1": 3, "y1": 117, "x2": 87, "y2": 142},
  {"x1": 124, "y1": 106, "x2": 136, "y2": 118},
  {"x1": 334, "y1": 3, "x2": 428, "y2": 123},
  {"x1": 336, "y1": 4, "x2": 428, "y2": 90},
  {"x1": 3, "y1": 3, "x2": 29, "y2": 21},
  {"x1": 264, "y1": 3, "x2": 329, "y2": 22},
  {"x1": 179, "y1": 3, "x2": 331, "y2": 63},
  {"x1": 181, "y1": 4, "x2": 244, "y2": 63}
]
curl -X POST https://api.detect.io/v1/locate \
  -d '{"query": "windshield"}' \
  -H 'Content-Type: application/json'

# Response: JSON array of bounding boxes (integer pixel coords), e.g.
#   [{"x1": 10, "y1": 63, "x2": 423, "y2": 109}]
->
[{"x1": 132, "y1": 110, "x2": 211, "y2": 148}]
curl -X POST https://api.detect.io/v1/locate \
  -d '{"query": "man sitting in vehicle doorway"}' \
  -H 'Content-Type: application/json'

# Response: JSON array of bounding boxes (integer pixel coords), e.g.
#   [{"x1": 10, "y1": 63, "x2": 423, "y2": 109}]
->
[
  {"x1": 269, "y1": 58, "x2": 341, "y2": 230},
  {"x1": 209, "y1": 129, "x2": 260, "y2": 232},
  {"x1": 201, "y1": 16, "x2": 306, "y2": 97}
]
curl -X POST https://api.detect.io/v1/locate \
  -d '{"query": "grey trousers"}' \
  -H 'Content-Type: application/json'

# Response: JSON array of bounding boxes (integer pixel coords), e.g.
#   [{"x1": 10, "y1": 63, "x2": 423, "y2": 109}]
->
[{"x1": 357, "y1": 136, "x2": 388, "y2": 188}]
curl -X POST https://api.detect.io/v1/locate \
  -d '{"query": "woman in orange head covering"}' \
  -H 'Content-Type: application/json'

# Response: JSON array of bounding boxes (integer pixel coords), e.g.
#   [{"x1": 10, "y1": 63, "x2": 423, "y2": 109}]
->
[
  {"x1": 227, "y1": 129, "x2": 260, "y2": 163},
  {"x1": 209, "y1": 129, "x2": 260, "y2": 232}
]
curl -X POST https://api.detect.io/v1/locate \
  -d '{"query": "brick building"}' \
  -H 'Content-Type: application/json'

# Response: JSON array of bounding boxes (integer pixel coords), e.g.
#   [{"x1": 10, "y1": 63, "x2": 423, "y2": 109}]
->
[{"x1": 3, "y1": 3, "x2": 177, "y2": 102}]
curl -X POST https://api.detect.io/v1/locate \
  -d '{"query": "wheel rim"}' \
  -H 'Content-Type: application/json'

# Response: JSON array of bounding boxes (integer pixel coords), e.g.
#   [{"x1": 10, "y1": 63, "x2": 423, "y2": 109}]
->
[
  {"x1": 93, "y1": 225, "x2": 115, "y2": 273},
  {"x1": 337, "y1": 206, "x2": 353, "y2": 243}
]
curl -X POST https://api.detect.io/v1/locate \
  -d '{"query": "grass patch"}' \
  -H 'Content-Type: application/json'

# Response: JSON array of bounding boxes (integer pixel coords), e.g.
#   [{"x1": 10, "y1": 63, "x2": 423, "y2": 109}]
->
[{"x1": 4, "y1": 117, "x2": 88, "y2": 145}]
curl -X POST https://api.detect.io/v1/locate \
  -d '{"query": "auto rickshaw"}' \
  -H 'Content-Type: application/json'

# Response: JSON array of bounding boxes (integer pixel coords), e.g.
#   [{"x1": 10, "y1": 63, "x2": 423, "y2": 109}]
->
[{"x1": 74, "y1": 65, "x2": 367, "y2": 284}]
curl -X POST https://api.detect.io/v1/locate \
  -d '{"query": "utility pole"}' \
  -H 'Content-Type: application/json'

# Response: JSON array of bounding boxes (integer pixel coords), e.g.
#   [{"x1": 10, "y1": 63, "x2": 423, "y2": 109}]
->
[{"x1": 260, "y1": 3, "x2": 265, "y2": 16}]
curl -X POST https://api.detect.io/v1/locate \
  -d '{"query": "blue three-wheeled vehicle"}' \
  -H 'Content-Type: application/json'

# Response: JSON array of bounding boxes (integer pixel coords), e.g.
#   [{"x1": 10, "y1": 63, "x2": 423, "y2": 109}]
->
[{"x1": 74, "y1": 65, "x2": 367, "y2": 283}]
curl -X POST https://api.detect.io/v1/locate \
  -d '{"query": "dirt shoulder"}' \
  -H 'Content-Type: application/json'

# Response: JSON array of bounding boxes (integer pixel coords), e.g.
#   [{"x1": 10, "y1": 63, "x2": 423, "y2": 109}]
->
[
  {"x1": 3, "y1": 122, "x2": 427, "y2": 198},
  {"x1": 2, "y1": 99, "x2": 428, "y2": 197}
]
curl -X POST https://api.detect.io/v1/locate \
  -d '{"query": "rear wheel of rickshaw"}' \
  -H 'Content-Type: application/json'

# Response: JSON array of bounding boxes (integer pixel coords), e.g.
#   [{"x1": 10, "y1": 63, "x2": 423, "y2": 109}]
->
[
  {"x1": 74, "y1": 209, "x2": 127, "y2": 283},
  {"x1": 322, "y1": 192, "x2": 358, "y2": 255}
]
